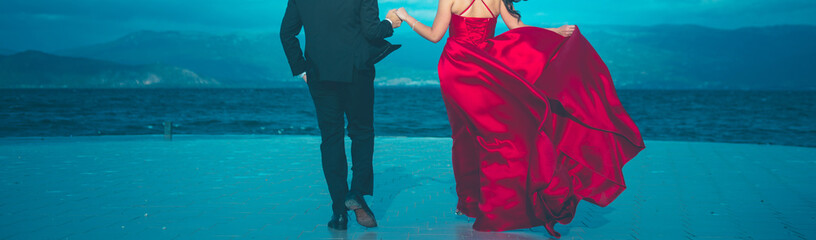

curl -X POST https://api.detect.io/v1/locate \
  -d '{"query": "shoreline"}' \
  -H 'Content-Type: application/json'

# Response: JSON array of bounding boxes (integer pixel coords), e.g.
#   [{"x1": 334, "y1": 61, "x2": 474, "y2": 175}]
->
[
  {"x1": 2, "y1": 134, "x2": 814, "y2": 149},
  {"x1": 4, "y1": 89, "x2": 813, "y2": 149},
  {"x1": 4, "y1": 87, "x2": 816, "y2": 91}
]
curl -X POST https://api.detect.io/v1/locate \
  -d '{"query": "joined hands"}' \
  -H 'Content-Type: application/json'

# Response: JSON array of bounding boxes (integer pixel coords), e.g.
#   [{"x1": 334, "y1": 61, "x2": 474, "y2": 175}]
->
[
  {"x1": 386, "y1": 9, "x2": 402, "y2": 28},
  {"x1": 395, "y1": 7, "x2": 408, "y2": 21},
  {"x1": 387, "y1": 7, "x2": 411, "y2": 29}
]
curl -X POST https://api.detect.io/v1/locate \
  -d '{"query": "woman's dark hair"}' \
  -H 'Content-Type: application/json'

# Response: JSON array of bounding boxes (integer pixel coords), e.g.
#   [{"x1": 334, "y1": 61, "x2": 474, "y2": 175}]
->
[{"x1": 502, "y1": 0, "x2": 526, "y2": 20}]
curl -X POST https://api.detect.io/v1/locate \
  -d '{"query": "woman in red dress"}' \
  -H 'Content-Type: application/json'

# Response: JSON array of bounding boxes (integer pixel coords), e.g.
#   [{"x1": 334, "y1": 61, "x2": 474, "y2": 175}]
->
[{"x1": 395, "y1": 0, "x2": 645, "y2": 237}]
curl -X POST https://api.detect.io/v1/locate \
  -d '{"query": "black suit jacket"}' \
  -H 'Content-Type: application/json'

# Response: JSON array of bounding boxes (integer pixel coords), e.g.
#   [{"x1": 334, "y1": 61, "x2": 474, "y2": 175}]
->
[{"x1": 280, "y1": 0, "x2": 398, "y2": 83}]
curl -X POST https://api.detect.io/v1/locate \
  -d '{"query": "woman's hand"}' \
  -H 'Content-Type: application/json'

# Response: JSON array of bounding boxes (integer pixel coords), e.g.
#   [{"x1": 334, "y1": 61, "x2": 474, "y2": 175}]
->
[
  {"x1": 386, "y1": 9, "x2": 402, "y2": 28},
  {"x1": 396, "y1": 7, "x2": 409, "y2": 21},
  {"x1": 555, "y1": 25, "x2": 576, "y2": 37}
]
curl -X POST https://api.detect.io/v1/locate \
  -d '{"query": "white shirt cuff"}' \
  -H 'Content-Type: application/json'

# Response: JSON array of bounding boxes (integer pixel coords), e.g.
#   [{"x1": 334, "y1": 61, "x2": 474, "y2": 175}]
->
[{"x1": 385, "y1": 18, "x2": 393, "y2": 25}]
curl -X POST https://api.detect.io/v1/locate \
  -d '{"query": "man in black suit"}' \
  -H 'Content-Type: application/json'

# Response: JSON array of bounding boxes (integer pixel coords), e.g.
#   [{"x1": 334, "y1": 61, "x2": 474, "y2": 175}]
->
[{"x1": 280, "y1": 0, "x2": 401, "y2": 230}]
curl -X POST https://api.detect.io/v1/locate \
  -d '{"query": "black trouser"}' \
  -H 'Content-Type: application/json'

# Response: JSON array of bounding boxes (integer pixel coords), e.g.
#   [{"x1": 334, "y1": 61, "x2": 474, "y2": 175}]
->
[{"x1": 307, "y1": 68, "x2": 375, "y2": 214}]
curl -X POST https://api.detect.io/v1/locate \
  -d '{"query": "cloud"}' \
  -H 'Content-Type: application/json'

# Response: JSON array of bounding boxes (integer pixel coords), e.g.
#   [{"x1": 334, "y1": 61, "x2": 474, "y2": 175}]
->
[
  {"x1": 31, "y1": 13, "x2": 68, "y2": 21},
  {"x1": 0, "y1": 0, "x2": 285, "y2": 50},
  {"x1": 410, "y1": 9, "x2": 439, "y2": 21},
  {"x1": 0, "y1": 0, "x2": 280, "y2": 29},
  {"x1": 1, "y1": 0, "x2": 815, "y2": 50},
  {"x1": 518, "y1": 0, "x2": 816, "y2": 27}
]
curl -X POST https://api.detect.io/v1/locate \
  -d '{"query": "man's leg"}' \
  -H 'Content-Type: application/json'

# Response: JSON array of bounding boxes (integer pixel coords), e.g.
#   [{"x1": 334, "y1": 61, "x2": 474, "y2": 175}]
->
[
  {"x1": 345, "y1": 68, "x2": 375, "y2": 196},
  {"x1": 343, "y1": 68, "x2": 378, "y2": 228},
  {"x1": 308, "y1": 80, "x2": 350, "y2": 214}
]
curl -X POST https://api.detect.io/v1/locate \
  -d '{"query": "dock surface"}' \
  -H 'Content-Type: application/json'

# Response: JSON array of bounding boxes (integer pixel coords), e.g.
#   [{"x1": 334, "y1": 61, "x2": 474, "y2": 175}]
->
[{"x1": 1, "y1": 135, "x2": 814, "y2": 239}]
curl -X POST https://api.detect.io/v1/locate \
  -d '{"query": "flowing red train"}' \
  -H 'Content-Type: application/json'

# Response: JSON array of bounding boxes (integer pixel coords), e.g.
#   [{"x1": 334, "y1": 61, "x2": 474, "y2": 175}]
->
[{"x1": 438, "y1": 13, "x2": 646, "y2": 237}]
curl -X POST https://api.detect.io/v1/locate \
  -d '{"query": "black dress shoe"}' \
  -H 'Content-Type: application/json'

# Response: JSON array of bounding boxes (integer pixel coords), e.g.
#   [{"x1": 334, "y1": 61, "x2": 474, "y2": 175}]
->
[
  {"x1": 344, "y1": 194, "x2": 377, "y2": 228},
  {"x1": 327, "y1": 213, "x2": 348, "y2": 230}
]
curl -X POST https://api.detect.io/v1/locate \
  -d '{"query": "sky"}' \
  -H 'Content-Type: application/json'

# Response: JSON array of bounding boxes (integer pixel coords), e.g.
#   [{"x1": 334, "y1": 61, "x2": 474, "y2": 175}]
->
[{"x1": 1, "y1": 0, "x2": 815, "y2": 51}]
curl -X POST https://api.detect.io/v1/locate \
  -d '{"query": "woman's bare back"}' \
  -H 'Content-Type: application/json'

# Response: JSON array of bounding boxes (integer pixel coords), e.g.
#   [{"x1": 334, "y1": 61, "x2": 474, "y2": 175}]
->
[{"x1": 452, "y1": 0, "x2": 501, "y2": 18}]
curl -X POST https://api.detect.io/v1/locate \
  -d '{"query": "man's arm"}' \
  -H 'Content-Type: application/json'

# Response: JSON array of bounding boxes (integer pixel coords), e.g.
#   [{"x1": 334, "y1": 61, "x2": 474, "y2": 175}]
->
[
  {"x1": 360, "y1": 0, "x2": 395, "y2": 41},
  {"x1": 280, "y1": 0, "x2": 307, "y2": 76}
]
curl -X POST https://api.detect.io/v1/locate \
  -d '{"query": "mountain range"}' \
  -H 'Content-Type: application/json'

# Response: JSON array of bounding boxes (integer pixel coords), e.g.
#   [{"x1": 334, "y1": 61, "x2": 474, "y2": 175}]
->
[
  {"x1": 2, "y1": 24, "x2": 814, "y2": 89},
  {"x1": 578, "y1": 24, "x2": 816, "y2": 89},
  {"x1": 0, "y1": 51, "x2": 218, "y2": 88},
  {"x1": 0, "y1": 49, "x2": 17, "y2": 55},
  {"x1": 56, "y1": 31, "x2": 290, "y2": 87}
]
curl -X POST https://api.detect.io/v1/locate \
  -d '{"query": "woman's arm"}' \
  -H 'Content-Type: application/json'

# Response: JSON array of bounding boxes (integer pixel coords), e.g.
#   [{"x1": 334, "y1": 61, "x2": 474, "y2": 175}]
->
[
  {"x1": 395, "y1": 0, "x2": 454, "y2": 43},
  {"x1": 499, "y1": 1, "x2": 575, "y2": 37},
  {"x1": 499, "y1": 0, "x2": 527, "y2": 30}
]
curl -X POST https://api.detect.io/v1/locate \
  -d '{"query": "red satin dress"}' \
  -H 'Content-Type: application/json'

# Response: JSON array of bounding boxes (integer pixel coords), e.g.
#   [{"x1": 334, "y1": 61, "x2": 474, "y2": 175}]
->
[{"x1": 438, "y1": 0, "x2": 645, "y2": 237}]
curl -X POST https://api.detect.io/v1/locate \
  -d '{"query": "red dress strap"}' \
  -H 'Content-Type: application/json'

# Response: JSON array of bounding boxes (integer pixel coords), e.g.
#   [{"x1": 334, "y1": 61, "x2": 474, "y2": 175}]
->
[
  {"x1": 480, "y1": 0, "x2": 495, "y2": 17},
  {"x1": 460, "y1": 0, "x2": 478, "y2": 16}
]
